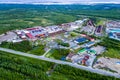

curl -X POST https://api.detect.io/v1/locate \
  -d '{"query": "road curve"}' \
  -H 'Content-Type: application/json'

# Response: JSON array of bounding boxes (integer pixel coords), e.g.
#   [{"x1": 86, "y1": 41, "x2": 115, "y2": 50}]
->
[{"x1": 0, "y1": 47, "x2": 120, "y2": 78}]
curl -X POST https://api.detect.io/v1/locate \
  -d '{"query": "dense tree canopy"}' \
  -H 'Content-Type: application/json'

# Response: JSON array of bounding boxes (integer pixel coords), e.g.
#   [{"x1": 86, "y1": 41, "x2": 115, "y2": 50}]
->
[
  {"x1": 0, "y1": 51, "x2": 120, "y2": 80},
  {"x1": 0, "y1": 41, "x2": 32, "y2": 52}
]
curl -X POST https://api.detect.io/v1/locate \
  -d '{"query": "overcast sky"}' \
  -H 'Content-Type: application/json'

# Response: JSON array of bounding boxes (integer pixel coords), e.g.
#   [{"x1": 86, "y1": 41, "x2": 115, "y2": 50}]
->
[{"x1": 0, "y1": 0, "x2": 120, "y2": 3}]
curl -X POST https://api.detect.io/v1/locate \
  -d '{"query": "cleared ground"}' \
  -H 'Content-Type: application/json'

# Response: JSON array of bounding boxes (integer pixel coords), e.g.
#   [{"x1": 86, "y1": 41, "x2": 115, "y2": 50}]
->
[{"x1": 94, "y1": 57, "x2": 120, "y2": 74}]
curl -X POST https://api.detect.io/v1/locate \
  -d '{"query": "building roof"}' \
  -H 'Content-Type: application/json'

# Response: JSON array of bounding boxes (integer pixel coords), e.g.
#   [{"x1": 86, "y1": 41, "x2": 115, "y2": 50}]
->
[
  {"x1": 27, "y1": 27, "x2": 47, "y2": 37},
  {"x1": 23, "y1": 30, "x2": 29, "y2": 33},
  {"x1": 75, "y1": 38, "x2": 87, "y2": 43},
  {"x1": 26, "y1": 27, "x2": 40, "y2": 30},
  {"x1": 91, "y1": 46, "x2": 105, "y2": 55},
  {"x1": 96, "y1": 26, "x2": 102, "y2": 33},
  {"x1": 116, "y1": 62, "x2": 120, "y2": 65},
  {"x1": 107, "y1": 21, "x2": 120, "y2": 28},
  {"x1": 66, "y1": 53, "x2": 75, "y2": 59},
  {"x1": 86, "y1": 41, "x2": 94, "y2": 45},
  {"x1": 78, "y1": 49, "x2": 87, "y2": 53},
  {"x1": 16, "y1": 31, "x2": 22, "y2": 35},
  {"x1": 89, "y1": 50, "x2": 96, "y2": 54},
  {"x1": 109, "y1": 32, "x2": 113, "y2": 37},
  {"x1": 26, "y1": 33, "x2": 34, "y2": 39}
]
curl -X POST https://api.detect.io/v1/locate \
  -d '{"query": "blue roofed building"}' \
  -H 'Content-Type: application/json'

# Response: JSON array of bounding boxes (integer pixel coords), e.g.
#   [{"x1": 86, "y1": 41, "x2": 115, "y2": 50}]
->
[
  {"x1": 74, "y1": 37, "x2": 88, "y2": 44},
  {"x1": 106, "y1": 21, "x2": 120, "y2": 41},
  {"x1": 84, "y1": 41, "x2": 95, "y2": 47}
]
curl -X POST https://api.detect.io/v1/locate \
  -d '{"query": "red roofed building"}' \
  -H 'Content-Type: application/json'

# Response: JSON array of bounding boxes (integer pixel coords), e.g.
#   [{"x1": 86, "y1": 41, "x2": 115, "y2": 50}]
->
[
  {"x1": 26, "y1": 27, "x2": 39, "y2": 30},
  {"x1": 26, "y1": 33, "x2": 34, "y2": 39}
]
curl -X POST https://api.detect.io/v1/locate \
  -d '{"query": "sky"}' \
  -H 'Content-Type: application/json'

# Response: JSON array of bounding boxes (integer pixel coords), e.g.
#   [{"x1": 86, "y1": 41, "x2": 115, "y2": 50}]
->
[{"x1": 0, "y1": 0, "x2": 120, "y2": 4}]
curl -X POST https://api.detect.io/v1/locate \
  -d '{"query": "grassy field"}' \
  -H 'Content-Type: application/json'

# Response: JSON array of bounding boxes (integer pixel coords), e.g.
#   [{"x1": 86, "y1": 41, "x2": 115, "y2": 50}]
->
[
  {"x1": 46, "y1": 49, "x2": 70, "y2": 60},
  {"x1": 98, "y1": 38, "x2": 120, "y2": 59},
  {"x1": 0, "y1": 51, "x2": 120, "y2": 80},
  {"x1": 102, "y1": 49, "x2": 120, "y2": 59},
  {"x1": 29, "y1": 45, "x2": 45, "y2": 55}
]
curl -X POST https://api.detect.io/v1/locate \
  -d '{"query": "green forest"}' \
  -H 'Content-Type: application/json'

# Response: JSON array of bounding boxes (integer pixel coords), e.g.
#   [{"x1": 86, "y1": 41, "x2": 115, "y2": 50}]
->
[
  {"x1": 0, "y1": 51, "x2": 120, "y2": 80},
  {"x1": 0, "y1": 40, "x2": 46, "y2": 55},
  {"x1": 0, "y1": 41, "x2": 32, "y2": 52},
  {"x1": 0, "y1": 4, "x2": 120, "y2": 34}
]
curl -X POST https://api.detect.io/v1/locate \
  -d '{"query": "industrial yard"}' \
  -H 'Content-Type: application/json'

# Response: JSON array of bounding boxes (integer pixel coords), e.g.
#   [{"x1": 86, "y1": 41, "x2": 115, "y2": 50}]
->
[{"x1": 0, "y1": 18, "x2": 120, "y2": 77}]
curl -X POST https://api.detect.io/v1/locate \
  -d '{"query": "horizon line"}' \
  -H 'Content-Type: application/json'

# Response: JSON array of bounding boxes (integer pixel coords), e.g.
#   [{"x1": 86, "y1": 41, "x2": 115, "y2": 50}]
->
[{"x1": 0, "y1": 2, "x2": 120, "y2": 5}]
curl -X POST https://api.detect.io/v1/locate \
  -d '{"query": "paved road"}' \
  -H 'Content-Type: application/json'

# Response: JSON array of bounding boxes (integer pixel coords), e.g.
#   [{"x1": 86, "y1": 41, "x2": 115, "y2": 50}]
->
[
  {"x1": 0, "y1": 47, "x2": 120, "y2": 78},
  {"x1": 42, "y1": 49, "x2": 51, "y2": 57}
]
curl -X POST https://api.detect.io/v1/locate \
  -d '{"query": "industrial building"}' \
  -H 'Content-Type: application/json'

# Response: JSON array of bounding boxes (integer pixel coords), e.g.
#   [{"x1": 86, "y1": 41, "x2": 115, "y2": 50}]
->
[
  {"x1": 60, "y1": 19, "x2": 86, "y2": 31},
  {"x1": 15, "y1": 26, "x2": 65, "y2": 40},
  {"x1": 26, "y1": 27, "x2": 47, "y2": 38},
  {"x1": 84, "y1": 41, "x2": 95, "y2": 47},
  {"x1": 74, "y1": 37, "x2": 88, "y2": 44},
  {"x1": 95, "y1": 25, "x2": 103, "y2": 36},
  {"x1": 80, "y1": 34, "x2": 95, "y2": 41},
  {"x1": 106, "y1": 21, "x2": 120, "y2": 40},
  {"x1": 80, "y1": 20, "x2": 96, "y2": 35},
  {"x1": 46, "y1": 26, "x2": 64, "y2": 36}
]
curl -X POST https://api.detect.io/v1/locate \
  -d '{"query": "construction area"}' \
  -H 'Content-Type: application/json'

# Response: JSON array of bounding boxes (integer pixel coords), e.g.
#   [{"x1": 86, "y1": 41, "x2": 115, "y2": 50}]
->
[{"x1": 93, "y1": 57, "x2": 120, "y2": 74}]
